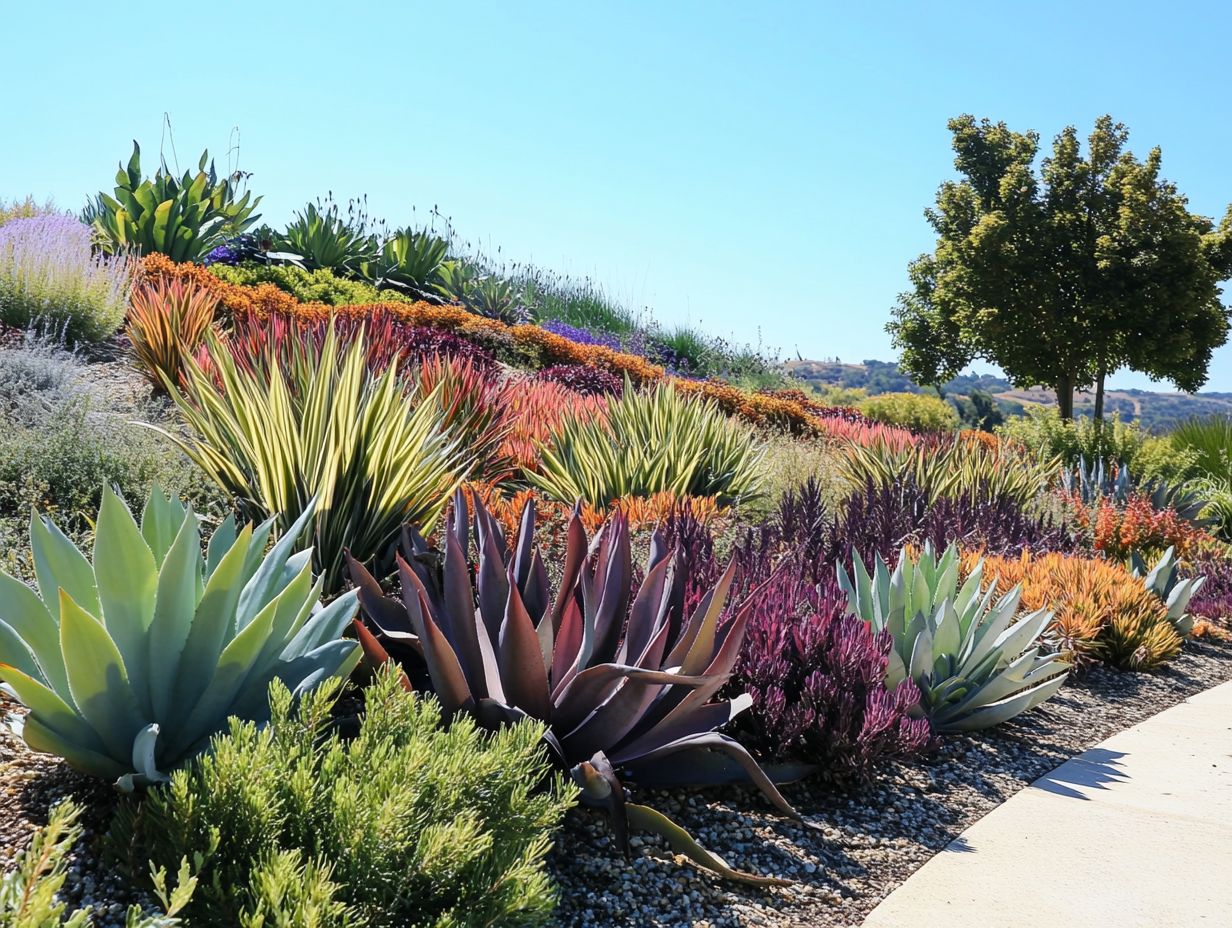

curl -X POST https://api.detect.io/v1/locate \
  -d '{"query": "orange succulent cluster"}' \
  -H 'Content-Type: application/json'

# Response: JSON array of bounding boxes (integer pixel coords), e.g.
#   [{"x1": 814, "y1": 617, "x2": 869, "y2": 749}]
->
[
  {"x1": 137, "y1": 255, "x2": 915, "y2": 444},
  {"x1": 459, "y1": 482, "x2": 727, "y2": 543},
  {"x1": 963, "y1": 549, "x2": 1183, "y2": 670},
  {"x1": 1064, "y1": 492, "x2": 1203, "y2": 560}
]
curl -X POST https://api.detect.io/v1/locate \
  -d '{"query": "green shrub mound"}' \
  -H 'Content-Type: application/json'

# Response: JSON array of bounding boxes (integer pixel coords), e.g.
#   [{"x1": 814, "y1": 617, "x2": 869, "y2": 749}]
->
[
  {"x1": 857, "y1": 391, "x2": 959, "y2": 431},
  {"x1": 110, "y1": 669, "x2": 577, "y2": 928},
  {"x1": 208, "y1": 262, "x2": 415, "y2": 307}
]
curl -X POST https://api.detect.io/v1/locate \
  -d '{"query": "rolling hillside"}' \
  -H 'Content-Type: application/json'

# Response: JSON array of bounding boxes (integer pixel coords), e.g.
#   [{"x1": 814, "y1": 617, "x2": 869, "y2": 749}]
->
[{"x1": 787, "y1": 358, "x2": 1232, "y2": 431}]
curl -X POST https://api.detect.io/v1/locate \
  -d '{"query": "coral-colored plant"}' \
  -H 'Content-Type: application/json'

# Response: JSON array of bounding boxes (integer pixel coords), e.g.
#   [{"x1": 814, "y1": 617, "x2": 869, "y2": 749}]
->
[
  {"x1": 498, "y1": 379, "x2": 609, "y2": 474},
  {"x1": 126, "y1": 276, "x2": 219, "y2": 389},
  {"x1": 1065, "y1": 491, "x2": 1203, "y2": 559}
]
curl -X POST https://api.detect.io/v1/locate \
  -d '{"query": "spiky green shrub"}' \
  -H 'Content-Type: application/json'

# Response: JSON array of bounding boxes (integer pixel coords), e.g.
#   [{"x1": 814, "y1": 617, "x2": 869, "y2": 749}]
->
[
  {"x1": 839, "y1": 438, "x2": 1055, "y2": 507},
  {"x1": 110, "y1": 669, "x2": 576, "y2": 928},
  {"x1": 158, "y1": 322, "x2": 470, "y2": 592},
  {"x1": 1171, "y1": 414, "x2": 1232, "y2": 481},
  {"x1": 1, "y1": 800, "x2": 196, "y2": 928},
  {"x1": 857, "y1": 391, "x2": 960, "y2": 431},
  {"x1": 838, "y1": 543, "x2": 1069, "y2": 732},
  {"x1": 87, "y1": 142, "x2": 261, "y2": 261},
  {"x1": 0, "y1": 486, "x2": 359, "y2": 788},
  {"x1": 530, "y1": 379, "x2": 765, "y2": 508}
]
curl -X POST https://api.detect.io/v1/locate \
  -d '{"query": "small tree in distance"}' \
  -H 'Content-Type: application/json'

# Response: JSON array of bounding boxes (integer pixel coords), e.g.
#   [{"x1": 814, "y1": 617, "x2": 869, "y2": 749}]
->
[{"x1": 889, "y1": 114, "x2": 1232, "y2": 420}]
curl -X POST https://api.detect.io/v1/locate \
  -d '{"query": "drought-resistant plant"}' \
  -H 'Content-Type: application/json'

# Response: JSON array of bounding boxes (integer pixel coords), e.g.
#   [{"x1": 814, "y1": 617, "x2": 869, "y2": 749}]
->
[
  {"x1": 87, "y1": 142, "x2": 261, "y2": 261},
  {"x1": 971, "y1": 551, "x2": 1184, "y2": 670},
  {"x1": 1170, "y1": 415, "x2": 1232, "y2": 480},
  {"x1": 1064, "y1": 492, "x2": 1204, "y2": 560},
  {"x1": 665, "y1": 504, "x2": 935, "y2": 784},
  {"x1": 0, "y1": 214, "x2": 133, "y2": 343},
  {"x1": 2, "y1": 800, "x2": 196, "y2": 928},
  {"x1": 500, "y1": 379, "x2": 609, "y2": 474},
  {"x1": 1130, "y1": 546, "x2": 1205, "y2": 637},
  {"x1": 838, "y1": 544, "x2": 1069, "y2": 731},
  {"x1": 839, "y1": 437, "x2": 1055, "y2": 507},
  {"x1": 349, "y1": 493, "x2": 803, "y2": 883},
  {"x1": 275, "y1": 197, "x2": 377, "y2": 275},
  {"x1": 0, "y1": 333, "x2": 83, "y2": 424},
  {"x1": 373, "y1": 226, "x2": 450, "y2": 295},
  {"x1": 535, "y1": 363, "x2": 624, "y2": 397},
  {"x1": 838, "y1": 477, "x2": 1077, "y2": 561},
  {"x1": 127, "y1": 278, "x2": 218, "y2": 389},
  {"x1": 0, "y1": 196, "x2": 55, "y2": 227},
  {"x1": 160, "y1": 322, "x2": 470, "y2": 591},
  {"x1": 857, "y1": 391, "x2": 960, "y2": 431},
  {"x1": 0, "y1": 486, "x2": 359, "y2": 788},
  {"x1": 109, "y1": 669, "x2": 575, "y2": 928},
  {"x1": 208, "y1": 262, "x2": 410, "y2": 307},
  {"x1": 531, "y1": 379, "x2": 766, "y2": 509}
]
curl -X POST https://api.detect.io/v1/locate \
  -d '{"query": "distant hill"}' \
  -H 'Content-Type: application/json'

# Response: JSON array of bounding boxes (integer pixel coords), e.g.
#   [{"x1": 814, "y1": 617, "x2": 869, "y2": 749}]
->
[{"x1": 786, "y1": 359, "x2": 1232, "y2": 432}]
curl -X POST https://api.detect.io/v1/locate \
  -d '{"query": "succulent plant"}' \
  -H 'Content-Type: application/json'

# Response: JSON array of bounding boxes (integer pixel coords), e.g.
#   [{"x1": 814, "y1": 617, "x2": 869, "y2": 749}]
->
[
  {"x1": 838, "y1": 543, "x2": 1069, "y2": 732},
  {"x1": 348, "y1": 491, "x2": 805, "y2": 884},
  {"x1": 1130, "y1": 546, "x2": 1205, "y2": 637},
  {"x1": 0, "y1": 486, "x2": 360, "y2": 790}
]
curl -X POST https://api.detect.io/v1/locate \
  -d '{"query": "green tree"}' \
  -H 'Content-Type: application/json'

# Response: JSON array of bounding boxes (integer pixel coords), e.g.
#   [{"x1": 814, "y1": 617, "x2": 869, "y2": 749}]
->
[{"x1": 889, "y1": 115, "x2": 1232, "y2": 419}]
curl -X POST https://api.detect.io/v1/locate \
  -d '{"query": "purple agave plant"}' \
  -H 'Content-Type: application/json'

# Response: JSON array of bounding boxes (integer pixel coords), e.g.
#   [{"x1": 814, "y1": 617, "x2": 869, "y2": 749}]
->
[{"x1": 0, "y1": 214, "x2": 132, "y2": 343}]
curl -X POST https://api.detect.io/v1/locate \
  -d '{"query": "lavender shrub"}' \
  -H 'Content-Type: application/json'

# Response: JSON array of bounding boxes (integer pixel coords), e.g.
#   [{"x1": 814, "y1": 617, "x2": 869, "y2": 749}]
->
[{"x1": 0, "y1": 214, "x2": 132, "y2": 343}]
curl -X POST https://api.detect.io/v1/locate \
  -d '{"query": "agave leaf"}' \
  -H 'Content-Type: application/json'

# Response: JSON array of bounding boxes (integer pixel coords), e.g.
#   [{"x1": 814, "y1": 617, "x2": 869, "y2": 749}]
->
[
  {"x1": 30, "y1": 512, "x2": 99, "y2": 621},
  {"x1": 625, "y1": 803, "x2": 789, "y2": 887},
  {"x1": 0, "y1": 572, "x2": 65, "y2": 696},
  {"x1": 59, "y1": 592, "x2": 143, "y2": 761},
  {"x1": 147, "y1": 512, "x2": 203, "y2": 721},
  {"x1": 20, "y1": 713, "x2": 126, "y2": 780}
]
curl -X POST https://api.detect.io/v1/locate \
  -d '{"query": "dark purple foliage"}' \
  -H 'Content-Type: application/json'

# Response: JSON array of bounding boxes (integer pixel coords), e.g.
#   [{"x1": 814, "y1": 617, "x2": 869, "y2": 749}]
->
[
  {"x1": 535, "y1": 363, "x2": 624, "y2": 397},
  {"x1": 835, "y1": 479, "x2": 1078, "y2": 562},
  {"x1": 400, "y1": 325, "x2": 496, "y2": 369},
  {"x1": 1187, "y1": 551, "x2": 1232, "y2": 624},
  {"x1": 660, "y1": 507, "x2": 932, "y2": 785},
  {"x1": 729, "y1": 571, "x2": 932, "y2": 784}
]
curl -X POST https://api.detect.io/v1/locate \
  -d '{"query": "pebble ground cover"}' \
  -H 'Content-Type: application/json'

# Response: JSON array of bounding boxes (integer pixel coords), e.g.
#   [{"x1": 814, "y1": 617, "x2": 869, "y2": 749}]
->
[{"x1": 1, "y1": 151, "x2": 1231, "y2": 928}]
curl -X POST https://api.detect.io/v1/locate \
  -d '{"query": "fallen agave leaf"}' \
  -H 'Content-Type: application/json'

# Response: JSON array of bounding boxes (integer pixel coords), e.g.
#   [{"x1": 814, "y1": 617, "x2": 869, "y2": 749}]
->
[{"x1": 625, "y1": 803, "x2": 790, "y2": 887}]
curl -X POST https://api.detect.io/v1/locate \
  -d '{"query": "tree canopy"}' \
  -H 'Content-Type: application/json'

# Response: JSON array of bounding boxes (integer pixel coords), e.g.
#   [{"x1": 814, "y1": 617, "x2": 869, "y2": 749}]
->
[{"x1": 889, "y1": 115, "x2": 1232, "y2": 419}]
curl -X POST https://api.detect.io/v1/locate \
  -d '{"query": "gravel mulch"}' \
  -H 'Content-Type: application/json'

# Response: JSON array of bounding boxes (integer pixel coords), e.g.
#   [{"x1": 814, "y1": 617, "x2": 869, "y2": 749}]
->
[
  {"x1": 2, "y1": 639, "x2": 1230, "y2": 927},
  {"x1": 547, "y1": 636, "x2": 1232, "y2": 927}
]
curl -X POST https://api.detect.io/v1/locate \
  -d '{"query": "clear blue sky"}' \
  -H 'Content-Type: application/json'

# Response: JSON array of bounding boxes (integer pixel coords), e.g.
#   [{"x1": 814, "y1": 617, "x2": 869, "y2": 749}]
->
[{"x1": 5, "y1": 1, "x2": 1231, "y2": 391}]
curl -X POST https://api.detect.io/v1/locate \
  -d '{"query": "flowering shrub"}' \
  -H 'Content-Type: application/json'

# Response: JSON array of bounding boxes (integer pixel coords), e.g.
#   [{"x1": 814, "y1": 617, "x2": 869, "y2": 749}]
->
[
  {"x1": 534, "y1": 363, "x2": 623, "y2": 396},
  {"x1": 969, "y1": 551, "x2": 1183, "y2": 670},
  {"x1": 0, "y1": 214, "x2": 133, "y2": 342},
  {"x1": 1064, "y1": 491, "x2": 1204, "y2": 559}
]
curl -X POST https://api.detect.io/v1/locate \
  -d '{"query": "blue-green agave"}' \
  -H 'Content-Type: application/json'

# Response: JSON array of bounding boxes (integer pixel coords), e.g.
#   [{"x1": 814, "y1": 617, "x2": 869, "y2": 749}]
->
[
  {"x1": 838, "y1": 543, "x2": 1069, "y2": 732},
  {"x1": 1130, "y1": 546, "x2": 1205, "y2": 637},
  {"x1": 0, "y1": 487, "x2": 359, "y2": 789}
]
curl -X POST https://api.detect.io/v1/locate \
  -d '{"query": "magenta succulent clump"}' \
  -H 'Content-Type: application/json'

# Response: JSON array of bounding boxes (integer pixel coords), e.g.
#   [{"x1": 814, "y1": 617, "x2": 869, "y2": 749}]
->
[{"x1": 0, "y1": 214, "x2": 132, "y2": 343}]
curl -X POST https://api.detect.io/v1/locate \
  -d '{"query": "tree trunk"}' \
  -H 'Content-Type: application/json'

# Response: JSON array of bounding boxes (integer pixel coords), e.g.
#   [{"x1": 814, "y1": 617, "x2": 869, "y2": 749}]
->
[
  {"x1": 1056, "y1": 374, "x2": 1075, "y2": 420},
  {"x1": 1093, "y1": 368, "x2": 1106, "y2": 423}
]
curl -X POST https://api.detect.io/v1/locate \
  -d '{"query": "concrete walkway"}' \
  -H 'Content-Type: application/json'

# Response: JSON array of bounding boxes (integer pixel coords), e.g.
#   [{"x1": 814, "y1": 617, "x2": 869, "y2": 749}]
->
[{"x1": 863, "y1": 681, "x2": 1232, "y2": 927}]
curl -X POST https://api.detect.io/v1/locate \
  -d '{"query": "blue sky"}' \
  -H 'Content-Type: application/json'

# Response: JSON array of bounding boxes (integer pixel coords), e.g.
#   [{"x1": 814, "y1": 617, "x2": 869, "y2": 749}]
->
[{"x1": 5, "y1": 1, "x2": 1231, "y2": 391}]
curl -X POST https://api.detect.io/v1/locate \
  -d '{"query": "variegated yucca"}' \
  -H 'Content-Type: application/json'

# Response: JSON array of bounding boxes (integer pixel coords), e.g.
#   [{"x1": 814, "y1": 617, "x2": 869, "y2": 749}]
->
[
  {"x1": 127, "y1": 277, "x2": 218, "y2": 389},
  {"x1": 839, "y1": 543, "x2": 1069, "y2": 731},
  {"x1": 530, "y1": 378, "x2": 765, "y2": 509},
  {"x1": 156, "y1": 320, "x2": 471, "y2": 592},
  {"x1": 0, "y1": 487, "x2": 359, "y2": 789}
]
